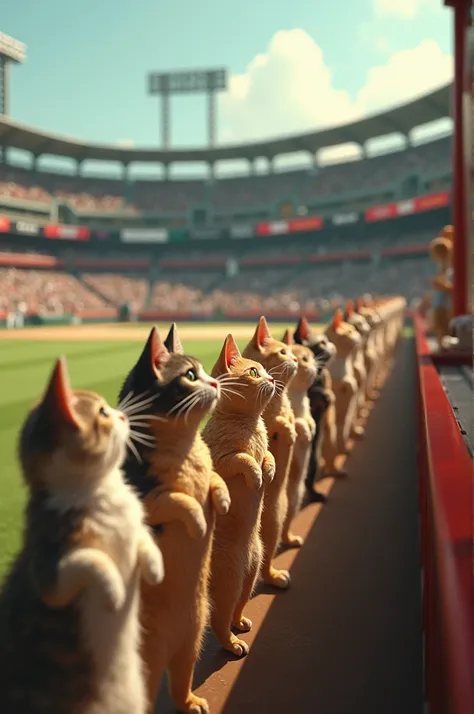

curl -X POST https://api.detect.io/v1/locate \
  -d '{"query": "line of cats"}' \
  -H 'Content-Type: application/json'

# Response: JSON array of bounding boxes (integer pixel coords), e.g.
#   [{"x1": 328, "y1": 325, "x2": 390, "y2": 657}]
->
[{"x1": 0, "y1": 296, "x2": 406, "y2": 714}]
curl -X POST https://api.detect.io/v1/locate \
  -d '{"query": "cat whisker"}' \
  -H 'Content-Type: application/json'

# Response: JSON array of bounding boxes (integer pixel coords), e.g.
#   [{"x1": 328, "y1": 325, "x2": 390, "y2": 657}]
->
[
  {"x1": 124, "y1": 395, "x2": 158, "y2": 416},
  {"x1": 220, "y1": 387, "x2": 245, "y2": 400},
  {"x1": 120, "y1": 390, "x2": 152, "y2": 411},
  {"x1": 127, "y1": 414, "x2": 166, "y2": 423},
  {"x1": 117, "y1": 391, "x2": 135, "y2": 411},
  {"x1": 178, "y1": 393, "x2": 203, "y2": 424},
  {"x1": 126, "y1": 438, "x2": 143, "y2": 465},
  {"x1": 127, "y1": 421, "x2": 153, "y2": 429},
  {"x1": 167, "y1": 391, "x2": 200, "y2": 417},
  {"x1": 129, "y1": 431, "x2": 155, "y2": 448}
]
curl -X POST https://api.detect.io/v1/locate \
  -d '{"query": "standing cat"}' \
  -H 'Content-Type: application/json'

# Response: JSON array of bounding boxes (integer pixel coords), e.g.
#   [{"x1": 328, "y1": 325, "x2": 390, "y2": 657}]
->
[
  {"x1": 118, "y1": 328, "x2": 230, "y2": 714},
  {"x1": 203, "y1": 334, "x2": 276, "y2": 658},
  {"x1": 344, "y1": 301, "x2": 371, "y2": 428},
  {"x1": 355, "y1": 298, "x2": 382, "y2": 401},
  {"x1": 325, "y1": 310, "x2": 361, "y2": 456},
  {"x1": 243, "y1": 317, "x2": 297, "y2": 589},
  {"x1": 0, "y1": 357, "x2": 164, "y2": 714},
  {"x1": 281, "y1": 329, "x2": 317, "y2": 547},
  {"x1": 293, "y1": 317, "x2": 338, "y2": 488}
]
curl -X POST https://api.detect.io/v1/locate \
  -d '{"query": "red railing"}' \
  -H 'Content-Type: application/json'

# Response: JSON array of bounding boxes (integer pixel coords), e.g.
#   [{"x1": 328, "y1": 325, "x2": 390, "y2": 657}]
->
[{"x1": 414, "y1": 313, "x2": 473, "y2": 714}]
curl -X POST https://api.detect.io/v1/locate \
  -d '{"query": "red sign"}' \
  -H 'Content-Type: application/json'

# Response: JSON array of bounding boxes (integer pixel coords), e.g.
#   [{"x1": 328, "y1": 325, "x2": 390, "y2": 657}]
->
[
  {"x1": 43, "y1": 224, "x2": 90, "y2": 240},
  {"x1": 0, "y1": 216, "x2": 11, "y2": 233},
  {"x1": 288, "y1": 216, "x2": 323, "y2": 232},
  {"x1": 256, "y1": 215, "x2": 323, "y2": 236},
  {"x1": 365, "y1": 191, "x2": 450, "y2": 222}
]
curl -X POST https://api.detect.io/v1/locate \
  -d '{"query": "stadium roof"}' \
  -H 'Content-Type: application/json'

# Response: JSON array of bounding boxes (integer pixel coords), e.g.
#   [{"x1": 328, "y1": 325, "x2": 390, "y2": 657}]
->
[{"x1": 0, "y1": 84, "x2": 451, "y2": 165}]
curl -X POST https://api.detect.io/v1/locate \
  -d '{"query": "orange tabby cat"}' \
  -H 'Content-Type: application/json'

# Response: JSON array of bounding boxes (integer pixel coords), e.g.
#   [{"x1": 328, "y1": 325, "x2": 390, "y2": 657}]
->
[
  {"x1": 203, "y1": 334, "x2": 276, "y2": 657},
  {"x1": 119, "y1": 328, "x2": 231, "y2": 714},
  {"x1": 243, "y1": 317, "x2": 298, "y2": 589},
  {"x1": 325, "y1": 310, "x2": 362, "y2": 455},
  {"x1": 281, "y1": 329, "x2": 317, "y2": 547},
  {"x1": 0, "y1": 357, "x2": 164, "y2": 714}
]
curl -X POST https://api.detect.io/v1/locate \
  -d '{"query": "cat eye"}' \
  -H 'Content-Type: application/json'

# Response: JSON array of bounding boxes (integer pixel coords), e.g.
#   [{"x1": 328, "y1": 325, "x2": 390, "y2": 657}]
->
[
  {"x1": 280, "y1": 349, "x2": 287, "y2": 355},
  {"x1": 249, "y1": 367, "x2": 259, "y2": 378},
  {"x1": 99, "y1": 406, "x2": 110, "y2": 418},
  {"x1": 185, "y1": 369, "x2": 197, "y2": 382}
]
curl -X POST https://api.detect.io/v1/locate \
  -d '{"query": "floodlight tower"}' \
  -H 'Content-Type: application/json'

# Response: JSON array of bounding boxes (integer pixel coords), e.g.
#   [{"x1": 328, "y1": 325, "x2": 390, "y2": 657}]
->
[
  {"x1": 147, "y1": 68, "x2": 228, "y2": 151},
  {"x1": 0, "y1": 32, "x2": 26, "y2": 116}
]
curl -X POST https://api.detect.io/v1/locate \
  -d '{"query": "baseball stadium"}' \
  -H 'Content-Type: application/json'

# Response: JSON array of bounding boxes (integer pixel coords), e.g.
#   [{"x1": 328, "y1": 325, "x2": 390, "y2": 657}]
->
[{"x1": 0, "y1": 3, "x2": 472, "y2": 714}]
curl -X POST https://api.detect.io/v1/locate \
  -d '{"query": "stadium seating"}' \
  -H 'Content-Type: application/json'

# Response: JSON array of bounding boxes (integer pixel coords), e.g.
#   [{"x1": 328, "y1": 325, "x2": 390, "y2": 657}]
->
[{"x1": 0, "y1": 137, "x2": 450, "y2": 216}]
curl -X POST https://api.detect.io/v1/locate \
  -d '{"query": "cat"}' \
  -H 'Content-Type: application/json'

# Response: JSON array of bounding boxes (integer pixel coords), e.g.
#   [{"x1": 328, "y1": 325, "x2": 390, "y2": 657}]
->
[
  {"x1": 242, "y1": 316, "x2": 298, "y2": 589},
  {"x1": 203, "y1": 334, "x2": 276, "y2": 658},
  {"x1": 355, "y1": 298, "x2": 383, "y2": 401},
  {"x1": 281, "y1": 329, "x2": 317, "y2": 546},
  {"x1": 0, "y1": 356, "x2": 164, "y2": 714},
  {"x1": 293, "y1": 317, "x2": 338, "y2": 487},
  {"x1": 343, "y1": 300, "x2": 371, "y2": 428},
  {"x1": 325, "y1": 309, "x2": 362, "y2": 456},
  {"x1": 118, "y1": 328, "x2": 230, "y2": 714}
]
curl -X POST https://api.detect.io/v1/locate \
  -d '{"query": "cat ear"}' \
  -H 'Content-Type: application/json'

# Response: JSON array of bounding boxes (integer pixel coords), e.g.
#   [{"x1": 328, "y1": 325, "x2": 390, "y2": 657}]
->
[
  {"x1": 356, "y1": 298, "x2": 364, "y2": 312},
  {"x1": 164, "y1": 323, "x2": 184, "y2": 355},
  {"x1": 214, "y1": 334, "x2": 241, "y2": 375},
  {"x1": 42, "y1": 357, "x2": 78, "y2": 426},
  {"x1": 137, "y1": 327, "x2": 168, "y2": 375},
  {"x1": 296, "y1": 317, "x2": 310, "y2": 343},
  {"x1": 346, "y1": 300, "x2": 354, "y2": 317},
  {"x1": 224, "y1": 334, "x2": 241, "y2": 368},
  {"x1": 252, "y1": 316, "x2": 271, "y2": 350},
  {"x1": 332, "y1": 309, "x2": 343, "y2": 329},
  {"x1": 282, "y1": 328, "x2": 293, "y2": 346}
]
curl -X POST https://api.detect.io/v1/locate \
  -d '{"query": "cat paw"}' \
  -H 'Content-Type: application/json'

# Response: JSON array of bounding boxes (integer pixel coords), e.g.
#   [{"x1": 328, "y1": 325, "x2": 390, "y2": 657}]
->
[
  {"x1": 102, "y1": 575, "x2": 126, "y2": 612},
  {"x1": 226, "y1": 636, "x2": 250, "y2": 658},
  {"x1": 295, "y1": 420, "x2": 312, "y2": 444},
  {"x1": 352, "y1": 425, "x2": 365, "y2": 438},
  {"x1": 232, "y1": 616, "x2": 252, "y2": 632},
  {"x1": 262, "y1": 453, "x2": 276, "y2": 483},
  {"x1": 282, "y1": 533, "x2": 304, "y2": 548},
  {"x1": 244, "y1": 464, "x2": 263, "y2": 490},
  {"x1": 186, "y1": 507, "x2": 208, "y2": 540},
  {"x1": 264, "y1": 568, "x2": 291, "y2": 590},
  {"x1": 178, "y1": 694, "x2": 210, "y2": 714},
  {"x1": 140, "y1": 548, "x2": 164, "y2": 586},
  {"x1": 212, "y1": 487, "x2": 231, "y2": 515}
]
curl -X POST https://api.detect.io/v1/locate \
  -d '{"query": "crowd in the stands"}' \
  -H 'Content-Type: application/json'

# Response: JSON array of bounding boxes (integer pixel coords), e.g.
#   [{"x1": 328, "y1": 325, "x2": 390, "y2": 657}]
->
[
  {"x1": 0, "y1": 268, "x2": 107, "y2": 315},
  {"x1": 0, "y1": 137, "x2": 450, "y2": 214}
]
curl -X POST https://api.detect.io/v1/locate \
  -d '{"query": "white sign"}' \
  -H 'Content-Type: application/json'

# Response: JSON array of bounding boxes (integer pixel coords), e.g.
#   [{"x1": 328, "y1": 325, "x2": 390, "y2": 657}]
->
[
  {"x1": 121, "y1": 228, "x2": 168, "y2": 243},
  {"x1": 332, "y1": 212, "x2": 358, "y2": 225}
]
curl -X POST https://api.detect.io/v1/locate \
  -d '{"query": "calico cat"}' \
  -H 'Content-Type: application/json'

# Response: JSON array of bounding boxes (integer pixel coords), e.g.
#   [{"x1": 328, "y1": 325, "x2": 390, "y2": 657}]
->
[
  {"x1": 325, "y1": 309, "x2": 362, "y2": 456},
  {"x1": 281, "y1": 329, "x2": 317, "y2": 546},
  {"x1": 0, "y1": 357, "x2": 164, "y2": 714},
  {"x1": 203, "y1": 334, "x2": 276, "y2": 657},
  {"x1": 344, "y1": 301, "x2": 371, "y2": 428},
  {"x1": 118, "y1": 328, "x2": 230, "y2": 714},
  {"x1": 293, "y1": 317, "x2": 338, "y2": 489},
  {"x1": 243, "y1": 316, "x2": 297, "y2": 589}
]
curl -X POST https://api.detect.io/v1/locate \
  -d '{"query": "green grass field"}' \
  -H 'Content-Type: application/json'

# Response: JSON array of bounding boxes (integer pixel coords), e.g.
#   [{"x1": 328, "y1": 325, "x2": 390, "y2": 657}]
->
[
  {"x1": 0, "y1": 323, "x2": 301, "y2": 578},
  {"x1": 0, "y1": 321, "x2": 412, "y2": 579}
]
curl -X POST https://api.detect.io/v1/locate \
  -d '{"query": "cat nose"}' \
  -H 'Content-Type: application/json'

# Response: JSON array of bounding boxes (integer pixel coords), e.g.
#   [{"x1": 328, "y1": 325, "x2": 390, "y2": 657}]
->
[
  {"x1": 268, "y1": 375, "x2": 275, "y2": 383},
  {"x1": 117, "y1": 412, "x2": 126, "y2": 422},
  {"x1": 209, "y1": 379, "x2": 219, "y2": 390},
  {"x1": 292, "y1": 356, "x2": 298, "y2": 363}
]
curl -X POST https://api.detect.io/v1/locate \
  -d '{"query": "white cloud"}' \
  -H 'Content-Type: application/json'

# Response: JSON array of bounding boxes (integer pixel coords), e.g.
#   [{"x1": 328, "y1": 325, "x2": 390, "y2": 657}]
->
[
  {"x1": 218, "y1": 30, "x2": 453, "y2": 148},
  {"x1": 373, "y1": 0, "x2": 439, "y2": 20}
]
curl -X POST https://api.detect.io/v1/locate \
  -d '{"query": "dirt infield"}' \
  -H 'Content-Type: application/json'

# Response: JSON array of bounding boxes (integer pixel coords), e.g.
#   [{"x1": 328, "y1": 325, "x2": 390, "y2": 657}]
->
[{"x1": 0, "y1": 323, "x2": 263, "y2": 342}]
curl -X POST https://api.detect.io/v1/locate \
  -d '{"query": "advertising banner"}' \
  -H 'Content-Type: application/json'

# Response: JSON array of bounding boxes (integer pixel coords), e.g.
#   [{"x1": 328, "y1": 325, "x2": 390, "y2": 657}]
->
[
  {"x1": 0, "y1": 216, "x2": 12, "y2": 233},
  {"x1": 43, "y1": 224, "x2": 90, "y2": 240},
  {"x1": 331, "y1": 212, "x2": 359, "y2": 226},
  {"x1": 13, "y1": 220, "x2": 40, "y2": 236},
  {"x1": 120, "y1": 228, "x2": 168, "y2": 243},
  {"x1": 229, "y1": 224, "x2": 254, "y2": 239},
  {"x1": 365, "y1": 191, "x2": 450, "y2": 222},
  {"x1": 256, "y1": 216, "x2": 323, "y2": 236}
]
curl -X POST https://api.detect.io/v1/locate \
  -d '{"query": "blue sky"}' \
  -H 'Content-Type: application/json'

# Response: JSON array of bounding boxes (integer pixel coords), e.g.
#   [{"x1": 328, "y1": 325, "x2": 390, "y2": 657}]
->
[{"x1": 3, "y1": 1, "x2": 451, "y2": 146}]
